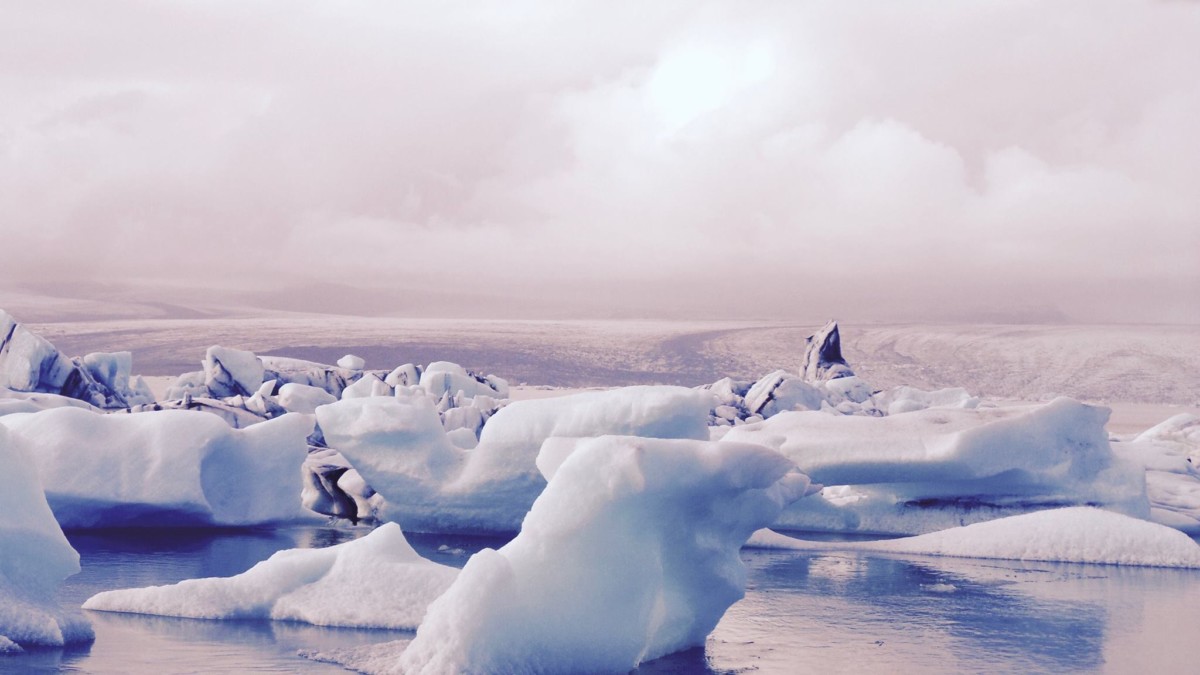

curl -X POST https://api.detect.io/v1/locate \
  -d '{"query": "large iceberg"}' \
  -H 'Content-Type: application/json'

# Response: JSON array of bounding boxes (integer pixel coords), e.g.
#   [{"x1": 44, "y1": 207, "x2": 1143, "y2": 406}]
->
[
  {"x1": 748, "y1": 507, "x2": 1200, "y2": 568},
  {"x1": 0, "y1": 310, "x2": 149, "y2": 409},
  {"x1": 0, "y1": 425, "x2": 93, "y2": 650},
  {"x1": 327, "y1": 435, "x2": 807, "y2": 674},
  {"x1": 723, "y1": 397, "x2": 1149, "y2": 535},
  {"x1": 1113, "y1": 414, "x2": 1200, "y2": 534},
  {"x1": 83, "y1": 522, "x2": 457, "y2": 629},
  {"x1": 0, "y1": 406, "x2": 317, "y2": 528},
  {"x1": 316, "y1": 386, "x2": 712, "y2": 533}
]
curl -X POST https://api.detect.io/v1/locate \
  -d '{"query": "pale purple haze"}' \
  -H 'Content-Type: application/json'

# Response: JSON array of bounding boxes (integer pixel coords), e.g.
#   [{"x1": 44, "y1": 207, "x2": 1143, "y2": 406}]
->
[{"x1": 1, "y1": 0, "x2": 1197, "y2": 322}]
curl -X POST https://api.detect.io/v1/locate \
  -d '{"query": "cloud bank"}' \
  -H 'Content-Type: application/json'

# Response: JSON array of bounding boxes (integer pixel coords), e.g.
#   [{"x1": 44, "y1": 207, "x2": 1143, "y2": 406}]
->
[{"x1": 1, "y1": 1, "x2": 1197, "y2": 322}]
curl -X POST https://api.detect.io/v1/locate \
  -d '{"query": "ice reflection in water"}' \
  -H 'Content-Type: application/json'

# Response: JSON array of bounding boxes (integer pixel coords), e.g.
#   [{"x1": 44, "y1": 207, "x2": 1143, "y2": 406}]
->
[
  {"x1": 1, "y1": 528, "x2": 1197, "y2": 674},
  {"x1": 641, "y1": 549, "x2": 1200, "y2": 674}
]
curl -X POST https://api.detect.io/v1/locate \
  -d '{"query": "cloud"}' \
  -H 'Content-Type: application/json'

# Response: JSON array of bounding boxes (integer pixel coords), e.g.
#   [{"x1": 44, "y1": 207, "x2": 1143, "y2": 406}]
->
[{"x1": 1, "y1": 0, "x2": 1197, "y2": 321}]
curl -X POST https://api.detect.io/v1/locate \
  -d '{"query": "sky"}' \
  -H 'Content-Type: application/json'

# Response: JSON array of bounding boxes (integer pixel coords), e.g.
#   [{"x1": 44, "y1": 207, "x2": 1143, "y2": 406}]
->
[{"x1": 1, "y1": 0, "x2": 1197, "y2": 323}]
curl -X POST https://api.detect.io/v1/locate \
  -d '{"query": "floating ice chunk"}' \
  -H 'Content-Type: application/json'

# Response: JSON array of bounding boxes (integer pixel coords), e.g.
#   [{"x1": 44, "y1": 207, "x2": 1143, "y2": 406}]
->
[
  {"x1": 302, "y1": 448, "x2": 360, "y2": 522},
  {"x1": 821, "y1": 375, "x2": 874, "y2": 405},
  {"x1": 81, "y1": 351, "x2": 155, "y2": 406},
  {"x1": 317, "y1": 386, "x2": 712, "y2": 534},
  {"x1": 725, "y1": 397, "x2": 1149, "y2": 535},
  {"x1": 419, "y1": 361, "x2": 505, "y2": 399},
  {"x1": 0, "y1": 424, "x2": 93, "y2": 649},
  {"x1": 84, "y1": 522, "x2": 457, "y2": 629},
  {"x1": 261, "y1": 356, "x2": 358, "y2": 399},
  {"x1": 341, "y1": 373, "x2": 393, "y2": 400},
  {"x1": 801, "y1": 320, "x2": 854, "y2": 382},
  {"x1": 744, "y1": 370, "x2": 824, "y2": 418},
  {"x1": 442, "y1": 406, "x2": 483, "y2": 436},
  {"x1": 384, "y1": 364, "x2": 422, "y2": 388},
  {"x1": 338, "y1": 354, "x2": 366, "y2": 371},
  {"x1": 378, "y1": 436, "x2": 807, "y2": 674},
  {"x1": 748, "y1": 507, "x2": 1200, "y2": 568},
  {"x1": 872, "y1": 386, "x2": 981, "y2": 415},
  {"x1": 1114, "y1": 413, "x2": 1200, "y2": 534},
  {"x1": 445, "y1": 427, "x2": 479, "y2": 450},
  {"x1": 164, "y1": 370, "x2": 208, "y2": 400},
  {"x1": 277, "y1": 382, "x2": 338, "y2": 414},
  {"x1": 0, "y1": 407, "x2": 316, "y2": 528},
  {"x1": 0, "y1": 310, "x2": 128, "y2": 408},
  {"x1": 0, "y1": 389, "x2": 100, "y2": 417},
  {"x1": 203, "y1": 346, "x2": 264, "y2": 398}
]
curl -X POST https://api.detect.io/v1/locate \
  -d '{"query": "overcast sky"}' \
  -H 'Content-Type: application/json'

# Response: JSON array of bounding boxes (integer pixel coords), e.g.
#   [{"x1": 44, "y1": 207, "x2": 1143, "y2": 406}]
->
[{"x1": 1, "y1": 1, "x2": 1197, "y2": 322}]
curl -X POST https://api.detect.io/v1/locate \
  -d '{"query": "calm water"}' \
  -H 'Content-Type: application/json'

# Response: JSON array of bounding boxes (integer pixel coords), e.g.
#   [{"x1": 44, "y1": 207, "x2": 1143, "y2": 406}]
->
[{"x1": 2, "y1": 526, "x2": 1198, "y2": 674}]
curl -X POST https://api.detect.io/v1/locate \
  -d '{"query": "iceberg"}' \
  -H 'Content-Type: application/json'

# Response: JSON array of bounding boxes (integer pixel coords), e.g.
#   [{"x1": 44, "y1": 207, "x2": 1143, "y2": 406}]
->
[
  {"x1": 330, "y1": 435, "x2": 807, "y2": 674},
  {"x1": 202, "y1": 346, "x2": 265, "y2": 398},
  {"x1": 277, "y1": 382, "x2": 338, "y2": 414},
  {"x1": 316, "y1": 386, "x2": 712, "y2": 533},
  {"x1": 83, "y1": 522, "x2": 457, "y2": 629},
  {"x1": 800, "y1": 319, "x2": 854, "y2": 382},
  {"x1": 723, "y1": 397, "x2": 1149, "y2": 535},
  {"x1": 748, "y1": 507, "x2": 1200, "y2": 568},
  {"x1": 0, "y1": 310, "x2": 137, "y2": 409},
  {"x1": 0, "y1": 425, "x2": 93, "y2": 650},
  {"x1": 0, "y1": 407, "x2": 317, "y2": 528},
  {"x1": 419, "y1": 361, "x2": 508, "y2": 399},
  {"x1": 1113, "y1": 414, "x2": 1200, "y2": 534}
]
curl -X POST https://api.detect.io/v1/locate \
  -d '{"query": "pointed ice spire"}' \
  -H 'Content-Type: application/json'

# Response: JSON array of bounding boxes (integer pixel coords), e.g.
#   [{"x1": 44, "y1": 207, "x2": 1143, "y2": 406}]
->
[{"x1": 800, "y1": 320, "x2": 854, "y2": 382}]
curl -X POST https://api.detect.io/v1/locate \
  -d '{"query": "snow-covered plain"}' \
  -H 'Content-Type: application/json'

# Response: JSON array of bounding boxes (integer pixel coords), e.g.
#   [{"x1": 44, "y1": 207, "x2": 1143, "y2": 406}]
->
[{"x1": 28, "y1": 316, "x2": 1200, "y2": 404}]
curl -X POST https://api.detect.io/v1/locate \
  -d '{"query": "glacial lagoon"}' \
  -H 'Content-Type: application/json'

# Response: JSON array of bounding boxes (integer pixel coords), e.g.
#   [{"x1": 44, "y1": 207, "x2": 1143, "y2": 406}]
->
[{"x1": 4, "y1": 526, "x2": 1197, "y2": 674}]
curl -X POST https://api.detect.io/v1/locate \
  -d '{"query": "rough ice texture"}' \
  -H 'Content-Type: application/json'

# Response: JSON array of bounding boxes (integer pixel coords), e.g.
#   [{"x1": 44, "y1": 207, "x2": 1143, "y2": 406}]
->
[
  {"x1": 203, "y1": 346, "x2": 265, "y2": 398},
  {"x1": 419, "y1": 361, "x2": 507, "y2": 399},
  {"x1": 0, "y1": 407, "x2": 317, "y2": 528},
  {"x1": 0, "y1": 425, "x2": 93, "y2": 649},
  {"x1": 316, "y1": 386, "x2": 712, "y2": 534},
  {"x1": 0, "y1": 310, "x2": 132, "y2": 409},
  {"x1": 342, "y1": 373, "x2": 393, "y2": 399},
  {"x1": 1113, "y1": 413, "x2": 1200, "y2": 534},
  {"x1": 870, "y1": 386, "x2": 980, "y2": 416},
  {"x1": 723, "y1": 397, "x2": 1149, "y2": 535},
  {"x1": 329, "y1": 435, "x2": 806, "y2": 675},
  {"x1": 748, "y1": 507, "x2": 1200, "y2": 568},
  {"x1": 800, "y1": 320, "x2": 854, "y2": 382},
  {"x1": 260, "y1": 356, "x2": 360, "y2": 399},
  {"x1": 83, "y1": 522, "x2": 456, "y2": 629}
]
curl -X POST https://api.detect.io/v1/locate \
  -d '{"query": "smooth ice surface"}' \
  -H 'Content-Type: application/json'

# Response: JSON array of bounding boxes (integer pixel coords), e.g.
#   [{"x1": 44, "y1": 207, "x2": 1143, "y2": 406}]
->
[
  {"x1": 0, "y1": 407, "x2": 316, "y2": 527},
  {"x1": 316, "y1": 386, "x2": 712, "y2": 533},
  {"x1": 749, "y1": 507, "x2": 1200, "y2": 568},
  {"x1": 724, "y1": 397, "x2": 1149, "y2": 534},
  {"x1": 0, "y1": 425, "x2": 93, "y2": 649},
  {"x1": 277, "y1": 382, "x2": 338, "y2": 414},
  {"x1": 322, "y1": 435, "x2": 806, "y2": 674},
  {"x1": 83, "y1": 523, "x2": 457, "y2": 629}
]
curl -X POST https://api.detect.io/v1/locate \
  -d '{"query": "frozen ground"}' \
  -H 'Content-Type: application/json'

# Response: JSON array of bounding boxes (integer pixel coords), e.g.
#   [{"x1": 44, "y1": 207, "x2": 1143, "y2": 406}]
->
[{"x1": 28, "y1": 317, "x2": 1200, "y2": 408}]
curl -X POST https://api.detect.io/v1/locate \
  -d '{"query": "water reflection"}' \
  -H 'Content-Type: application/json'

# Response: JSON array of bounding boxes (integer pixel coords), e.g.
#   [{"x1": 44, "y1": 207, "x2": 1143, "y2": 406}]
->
[
  {"x1": 674, "y1": 549, "x2": 1200, "y2": 675},
  {"x1": 1, "y1": 527, "x2": 1195, "y2": 674}
]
